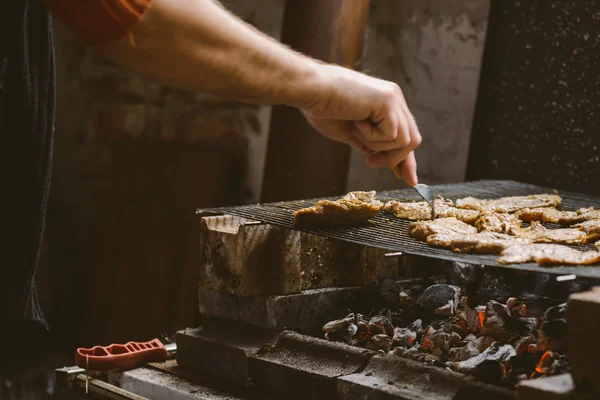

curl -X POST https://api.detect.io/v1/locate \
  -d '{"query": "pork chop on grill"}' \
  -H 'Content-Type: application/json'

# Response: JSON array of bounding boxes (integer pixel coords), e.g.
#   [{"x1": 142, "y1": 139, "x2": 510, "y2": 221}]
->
[
  {"x1": 474, "y1": 213, "x2": 522, "y2": 234},
  {"x1": 514, "y1": 207, "x2": 570, "y2": 224},
  {"x1": 557, "y1": 207, "x2": 600, "y2": 224},
  {"x1": 409, "y1": 217, "x2": 477, "y2": 242},
  {"x1": 384, "y1": 197, "x2": 479, "y2": 223},
  {"x1": 573, "y1": 219, "x2": 600, "y2": 242},
  {"x1": 498, "y1": 244, "x2": 600, "y2": 265},
  {"x1": 456, "y1": 193, "x2": 561, "y2": 214},
  {"x1": 427, "y1": 231, "x2": 530, "y2": 254},
  {"x1": 516, "y1": 221, "x2": 587, "y2": 245},
  {"x1": 293, "y1": 191, "x2": 383, "y2": 227}
]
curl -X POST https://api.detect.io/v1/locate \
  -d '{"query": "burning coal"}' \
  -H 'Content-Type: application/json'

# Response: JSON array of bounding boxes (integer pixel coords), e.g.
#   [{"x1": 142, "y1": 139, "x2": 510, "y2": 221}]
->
[{"x1": 322, "y1": 283, "x2": 569, "y2": 388}]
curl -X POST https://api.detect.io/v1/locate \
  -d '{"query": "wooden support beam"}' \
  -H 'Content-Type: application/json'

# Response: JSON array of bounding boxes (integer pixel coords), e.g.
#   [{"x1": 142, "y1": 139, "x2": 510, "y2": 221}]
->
[{"x1": 260, "y1": 0, "x2": 370, "y2": 202}]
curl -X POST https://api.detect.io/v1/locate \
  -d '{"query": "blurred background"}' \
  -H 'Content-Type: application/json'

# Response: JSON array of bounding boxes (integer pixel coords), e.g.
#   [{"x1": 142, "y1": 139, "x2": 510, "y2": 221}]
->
[{"x1": 40, "y1": 0, "x2": 489, "y2": 349}]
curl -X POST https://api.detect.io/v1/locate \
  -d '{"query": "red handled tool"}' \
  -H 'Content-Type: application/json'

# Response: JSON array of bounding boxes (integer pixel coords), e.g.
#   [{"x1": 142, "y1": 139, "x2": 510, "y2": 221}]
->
[{"x1": 75, "y1": 338, "x2": 176, "y2": 371}]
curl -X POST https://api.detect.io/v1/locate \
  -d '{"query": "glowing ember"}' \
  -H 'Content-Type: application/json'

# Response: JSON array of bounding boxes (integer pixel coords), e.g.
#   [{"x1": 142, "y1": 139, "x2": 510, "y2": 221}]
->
[
  {"x1": 478, "y1": 310, "x2": 486, "y2": 328},
  {"x1": 535, "y1": 350, "x2": 552, "y2": 374}
]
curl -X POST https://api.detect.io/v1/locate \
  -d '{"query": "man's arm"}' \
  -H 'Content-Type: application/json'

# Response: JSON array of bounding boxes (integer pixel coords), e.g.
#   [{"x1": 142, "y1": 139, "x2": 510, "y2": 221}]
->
[{"x1": 52, "y1": 0, "x2": 422, "y2": 185}]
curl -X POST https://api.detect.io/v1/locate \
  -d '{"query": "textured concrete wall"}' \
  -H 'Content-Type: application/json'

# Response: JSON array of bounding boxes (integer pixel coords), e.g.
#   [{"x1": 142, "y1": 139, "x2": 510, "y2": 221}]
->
[{"x1": 347, "y1": 0, "x2": 490, "y2": 191}]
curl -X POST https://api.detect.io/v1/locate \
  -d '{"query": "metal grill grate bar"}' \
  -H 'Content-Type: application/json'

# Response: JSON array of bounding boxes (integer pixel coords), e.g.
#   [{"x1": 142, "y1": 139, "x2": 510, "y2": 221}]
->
[{"x1": 202, "y1": 180, "x2": 600, "y2": 279}]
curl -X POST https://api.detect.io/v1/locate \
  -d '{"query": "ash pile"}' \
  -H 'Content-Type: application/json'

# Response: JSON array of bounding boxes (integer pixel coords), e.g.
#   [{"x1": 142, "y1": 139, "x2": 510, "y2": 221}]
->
[{"x1": 322, "y1": 266, "x2": 571, "y2": 388}]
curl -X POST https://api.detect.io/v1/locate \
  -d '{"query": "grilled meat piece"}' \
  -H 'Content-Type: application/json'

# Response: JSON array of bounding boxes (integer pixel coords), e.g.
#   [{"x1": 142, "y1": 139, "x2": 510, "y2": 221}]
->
[
  {"x1": 516, "y1": 221, "x2": 587, "y2": 245},
  {"x1": 574, "y1": 219, "x2": 600, "y2": 242},
  {"x1": 383, "y1": 197, "x2": 479, "y2": 223},
  {"x1": 557, "y1": 207, "x2": 600, "y2": 224},
  {"x1": 475, "y1": 213, "x2": 522, "y2": 234},
  {"x1": 293, "y1": 191, "x2": 383, "y2": 227},
  {"x1": 427, "y1": 231, "x2": 530, "y2": 254},
  {"x1": 514, "y1": 207, "x2": 570, "y2": 224},
  {"x1": 409, "y1": 217, "x2": 477, "y2": 241},
  {"x1": 498, "y1": 244, "x2": 600, "y2": 265},
  {"x1": 456, "y1": 193, "x2": 561, "y2": 213}
]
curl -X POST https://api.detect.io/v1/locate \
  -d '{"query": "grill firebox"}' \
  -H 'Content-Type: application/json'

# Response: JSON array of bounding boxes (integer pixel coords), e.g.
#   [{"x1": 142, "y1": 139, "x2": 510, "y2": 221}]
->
[{"x1": 180, "y1": 180, "x2": 600, "y2": 399}]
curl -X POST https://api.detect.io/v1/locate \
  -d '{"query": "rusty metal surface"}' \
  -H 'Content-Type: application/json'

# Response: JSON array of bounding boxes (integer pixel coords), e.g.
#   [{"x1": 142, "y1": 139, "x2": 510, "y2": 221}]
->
[
  {"x1": 204, "y1": 180, "x2": 600, "y2": 278},
  {"x1": 260, "y1": 0, "x2": 370, "y2": 202}
]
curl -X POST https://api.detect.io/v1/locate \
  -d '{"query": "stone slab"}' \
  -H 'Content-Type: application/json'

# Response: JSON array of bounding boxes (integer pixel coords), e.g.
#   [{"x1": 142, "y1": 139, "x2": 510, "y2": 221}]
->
[
  {"x1": 107, "y1": 362, "x2": 251, "y2": 400},
  {"x1": 198, "y1": 284, "x2": 379, "y2": 334},
  {"x1": 516, "y1": 374, "x2": 593, "y2": 400},
  {"x1": 337, "y1": 353, "x2": 515, "y2": 400},
  {"x1": 199, "y1": 215, "x2": 395, "y2": 297},
  {"x1": 249, "y1": 331, "x2": 375, "y2": 400},
  {"x1": 176, "y1": 320, "x2": 279, "y2": 387},
  {"x1": 568, "y1": 287, "x2": 600, "y2": 394}
]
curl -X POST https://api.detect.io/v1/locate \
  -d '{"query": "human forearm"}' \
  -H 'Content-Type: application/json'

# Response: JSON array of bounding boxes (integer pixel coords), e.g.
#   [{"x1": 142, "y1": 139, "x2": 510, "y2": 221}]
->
[{"x1": 99, "y1": 0, "x2": 322, "y2": 108}]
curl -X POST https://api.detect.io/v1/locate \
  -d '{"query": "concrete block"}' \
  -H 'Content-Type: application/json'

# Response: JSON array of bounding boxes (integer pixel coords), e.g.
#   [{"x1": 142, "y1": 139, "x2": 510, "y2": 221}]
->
[
  {"x1": 176, "y1": 320, "x2": 279, "y2": 387},
  {"x1": 199, "y1": 215, "x2": 302, "y2": 296},
  {"x1": 108, "y1": 364, "x2": 247, "y2": 400},
  {"x1": 199, "y1": 215, "x2": 395, "y2": 297},
  {"x1": 198, "y1": 284, "x2": 380, "y2": 334},
  {"x1": 517, "y1": 374, "x2": 592, "y2": 400},
  {"x1": 568, "y1": 286, "x2": 600, "y2": 393},
  {"x1": 300, "y1": 235, "x2": 393, "y2": 289},
  {"x1": 249, "y1": 331, "x2": 375, "y2": 400},
  {"x1": 337, "y1": 354, "x2": 515, "y2": 400}
]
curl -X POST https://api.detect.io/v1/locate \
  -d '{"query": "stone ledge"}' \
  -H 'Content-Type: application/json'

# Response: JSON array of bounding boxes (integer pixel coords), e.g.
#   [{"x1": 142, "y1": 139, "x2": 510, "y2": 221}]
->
[
  {"x1": 176, "y1": 320, "x2": 279, "y2": 387},
  {"x1": 249, "y1": 331, "x2": 375, "y2": 400},
  {"x1": 198, "y1": 285, "x2": 379, "y2": 333}
]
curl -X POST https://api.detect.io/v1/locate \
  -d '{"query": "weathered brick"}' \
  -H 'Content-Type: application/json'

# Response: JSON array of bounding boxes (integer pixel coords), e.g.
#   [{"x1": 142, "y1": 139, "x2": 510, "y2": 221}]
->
[
  {"x1": 199, "y1": 215, "x2": 395, "y2": 297},
  {"x1": 568, "y1": 287, "x2": 600, "y2": 394},
  {"x1": 199, "y1": 215, "x2": 302, "y2": 296}
]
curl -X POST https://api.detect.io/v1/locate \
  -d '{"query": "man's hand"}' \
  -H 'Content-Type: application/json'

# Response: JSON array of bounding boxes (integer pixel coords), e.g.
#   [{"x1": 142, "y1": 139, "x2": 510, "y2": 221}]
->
[
  {"x1": 300, "y1": 65, "x2": 421, "y2": 186},
  {"x1": 95, "y1": 0, "x2": 422, "y2": 185}
]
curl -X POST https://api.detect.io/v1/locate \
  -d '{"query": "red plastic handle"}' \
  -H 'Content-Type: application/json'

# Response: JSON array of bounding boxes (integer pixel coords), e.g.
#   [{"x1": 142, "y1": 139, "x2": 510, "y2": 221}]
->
[{"x1": 75, "y1": 338, "x2": 168, "y2": 370}]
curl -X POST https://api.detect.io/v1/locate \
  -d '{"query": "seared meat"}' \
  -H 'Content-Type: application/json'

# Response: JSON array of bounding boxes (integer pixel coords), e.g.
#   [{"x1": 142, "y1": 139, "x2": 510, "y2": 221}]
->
[
  {"x1": 474, "y1": 213, "x2": 522, "y2": 234},
  {"x1": 293, "y1": 191, "x2": 383, "y2": 227},
  {"x1": 498, "y1": 244, "x2": 600, "y2": 265},
  {"x1": 516, "y1": 221, "x2": 587, "y2": 245},
  {"x1": 573, "y1": 219, "x2": 600, "y2": 242},
  {"x1": 456, "y1": 193, "x2": 561, "y2": 213},
  {"x1": 384, "y1": 197, "x2": 479, "y2": 223},
  {"x1": 514, "y1": 207, "x2": 569, "y2": 224},
  {"x1": 427, "y1": 231, "x2": 530, "y2": 254},
  {"x1": 557, "y1": 207, "x2": 600, "y2": 224},
  {"x1": 409, "y1": 217, "x2": 477, "y2": 242}
]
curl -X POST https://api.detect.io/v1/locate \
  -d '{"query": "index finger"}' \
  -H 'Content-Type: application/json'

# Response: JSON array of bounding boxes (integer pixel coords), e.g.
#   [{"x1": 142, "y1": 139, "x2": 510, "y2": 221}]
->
[{"x1": 400, "y1": 151, "x2": 418, "y2": 186}]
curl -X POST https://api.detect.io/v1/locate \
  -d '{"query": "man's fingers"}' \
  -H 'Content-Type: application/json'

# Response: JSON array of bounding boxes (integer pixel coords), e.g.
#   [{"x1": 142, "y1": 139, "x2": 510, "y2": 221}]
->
[{"x1": 400, "y1": 151, "x2": 418, "y2": 186}]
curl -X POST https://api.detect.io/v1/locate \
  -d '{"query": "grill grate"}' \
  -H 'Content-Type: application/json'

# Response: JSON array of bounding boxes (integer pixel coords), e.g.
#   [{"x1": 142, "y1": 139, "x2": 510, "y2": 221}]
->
[{"x1": 200, "y1": 180, "x2": 600, "y2": 279}]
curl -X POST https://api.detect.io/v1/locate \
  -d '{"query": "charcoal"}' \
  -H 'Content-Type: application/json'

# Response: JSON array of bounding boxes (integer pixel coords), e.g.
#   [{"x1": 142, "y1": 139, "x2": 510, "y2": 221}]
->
[
  {"x1": 508, "y1": 353, "x2": 540, "y2": 377},
  {"x1": 507, "y1": 297, "x2": 527, "y2": 317},
  {"x1": 417, "y1": 284, "x2": 462, "y2": 316},
  {"x1": 406, "y1": 319, "x2": 424, "y2": 336},
  {"x1": 325, "y1": 322, "x2": 357, "y2": 344},
  {"x1": 428, "y1": 331, "x2": 452, "y2": 356},
  {"x1": 392, "y1": 327, "x2": 417, "y2": 348},
  {"x1": 544, "y1": 303, "x2": 567, "y2": 321},
  {"x1": 367, "y1": 315, "x2": 394, "y2": 337},
  {"x1": 379, "y1": 278, "x2": 424, "y2": 309},
  {"x1": 452, "y1": 342, "x2": 516, "y2": 374},
  {"x1": 514, "y1": 335, "x2": 537, "y2": 356},
  {"x1": 323, "y1": 313, "x2": 354, "y2": 334},
  {"x1": 366, "y1": 334, "x2": 393, "y2": 352},
  {"x1": 532, "y1": 351, "x2": 570, "y2": 378},
  {"x1": 445, "y1": 261, "x2": 478, "y2": 286},
  {"x1": 465, "y1": 303, "x2": 486, "y2": 333},
  {"x1": 542, "y1": 319, "x2": 567, "y2": 340},
  {"x1": 449, "y1": 336, "x2": 484, "y2": 362},
  {"x1": 473, "y1": 359, "x2": 507, "y2": 385},
  {"x1": 517, "y1": 317, "x2": 539, "y2": 335},
  {"x1": 480, "y1": 300, "x2": 512, "y2": 341}
]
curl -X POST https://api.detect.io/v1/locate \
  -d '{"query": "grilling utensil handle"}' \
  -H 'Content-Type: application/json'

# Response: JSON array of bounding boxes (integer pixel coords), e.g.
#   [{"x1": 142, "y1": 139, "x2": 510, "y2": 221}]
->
[
  {"x1": 392, "y1": 164, "x2": 436, "y2": 219},
  {"x1": 75, "y1": 338, "x2": 174, "y2": 371}
]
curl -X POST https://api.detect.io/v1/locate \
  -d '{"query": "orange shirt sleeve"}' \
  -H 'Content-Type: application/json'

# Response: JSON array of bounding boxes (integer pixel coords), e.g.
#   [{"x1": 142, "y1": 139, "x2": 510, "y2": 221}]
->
[{"x1": 43, "y1": 0, "x2": 152, "y2": 45}]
